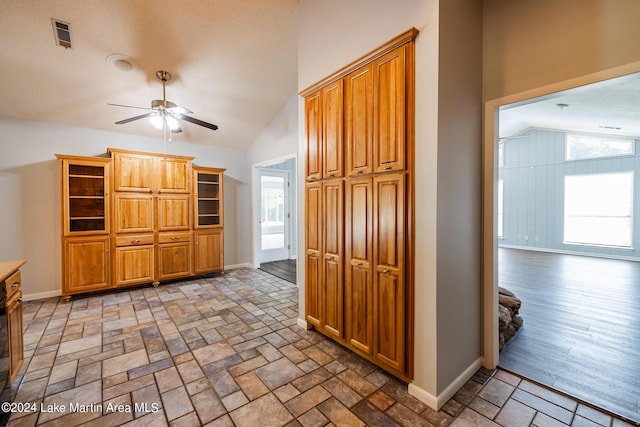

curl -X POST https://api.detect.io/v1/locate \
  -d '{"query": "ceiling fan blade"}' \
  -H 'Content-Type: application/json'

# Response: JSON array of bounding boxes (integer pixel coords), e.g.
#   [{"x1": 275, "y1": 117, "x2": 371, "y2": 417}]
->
[
  {"x1": 108, "y1": 103, "x2": 152, "y2": 111},
  {"x1": 115, "y1": 112, "x2": 156, "y2": 125},
  {"x1": 178, "y1": 114, "x2": 219, "y2": 130},
  {"x1": 167, "y1": 106, "x2": 193, "y2": 115}
]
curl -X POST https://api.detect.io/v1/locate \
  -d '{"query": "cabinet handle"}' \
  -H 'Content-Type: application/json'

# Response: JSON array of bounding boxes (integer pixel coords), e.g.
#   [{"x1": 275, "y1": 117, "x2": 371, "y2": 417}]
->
[
  {"x1": 382, "y1": 269, "x2": 390, "y2": 273},
  {"x1": 384, "y1": 166, "x2": 391, "y2": 170},
  {"x1": 357, "y1": 170, "x2": 363, "y2": 174},
  {"x1": 11, "y1": 282, "x2": 19, "y2": 288},
  {"x1": 131, "y1": 239, "x2": 140, "y2": 244},
  {"x1": 356, "y1": 262, "x2": 362, "y2": 267},
  {"x1": 171, "y1": 236, "x2": 179, "y2": 240}
]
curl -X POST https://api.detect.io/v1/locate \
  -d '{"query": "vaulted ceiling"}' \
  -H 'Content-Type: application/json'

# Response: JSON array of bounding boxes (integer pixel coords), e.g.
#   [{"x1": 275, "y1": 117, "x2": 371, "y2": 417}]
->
[
  {"x1": 0, "y1": 0, "x2": 298, "y2": 149},
  {"x1": 2, "y1": 1, "x2": 638, "y2": 151}
]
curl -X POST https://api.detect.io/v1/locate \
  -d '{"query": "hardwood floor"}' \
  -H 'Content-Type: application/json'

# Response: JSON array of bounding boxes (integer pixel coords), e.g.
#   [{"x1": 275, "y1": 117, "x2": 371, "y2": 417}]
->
[
  {"x1": 259, "y1": 259, "x2": 297, "y2": 284},
  {"x1": 498, "y1": 247, "x2": 640, "y2": 423}
]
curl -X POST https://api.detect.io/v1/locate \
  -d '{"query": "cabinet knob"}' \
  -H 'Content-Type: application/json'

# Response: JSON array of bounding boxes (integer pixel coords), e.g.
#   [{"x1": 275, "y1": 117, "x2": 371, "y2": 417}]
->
[
  {"x1": 356, "y1": 262, "x2": 362, "y2": 267},
  {"x1": 383, "y1": 268, "x2": 390, "y2": 273},
  {"x1": 357, "y1": 170, "x2": 363, "y2": 174},
  {"x1": 384, "y1": 166, "x2": 391, "y2": 170},
  {"x1": 132, "y1": 239, "x2": 140, "y2": 244},
  {"x1": 11, "y1": 282, "x2": 19, "y2": 288},
  {"x1": 171, "y1": 236, "x2": 179, "y2": 240}
]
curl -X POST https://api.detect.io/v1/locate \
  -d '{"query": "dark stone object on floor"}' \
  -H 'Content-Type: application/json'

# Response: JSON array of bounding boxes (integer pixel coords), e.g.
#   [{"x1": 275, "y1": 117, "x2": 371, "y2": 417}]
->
[{"x1": 498, "y1": 286, "x2": 523, "y2": 351}]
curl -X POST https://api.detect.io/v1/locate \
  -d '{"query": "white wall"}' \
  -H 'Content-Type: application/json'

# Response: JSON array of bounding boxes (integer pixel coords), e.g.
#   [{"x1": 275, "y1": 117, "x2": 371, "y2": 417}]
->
[
  {"x1": 246, "y1": 94, "x2": 299, "y2": 268},
  {"x1": 297, "y1": 0, "x2": 445, "y2": 404},
  {"x1": 246, "y1": 95, "x2": 298, "y2": 167},
  {"x1": 0, "y1": 117, "x2": 251, "y2": 298}
]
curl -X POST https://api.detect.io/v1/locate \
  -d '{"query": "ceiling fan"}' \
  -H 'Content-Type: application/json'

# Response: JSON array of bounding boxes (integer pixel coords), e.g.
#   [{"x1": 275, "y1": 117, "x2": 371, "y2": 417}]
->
[{"x1": 109, "y1": 70, "x2": 218, "y2": 134}]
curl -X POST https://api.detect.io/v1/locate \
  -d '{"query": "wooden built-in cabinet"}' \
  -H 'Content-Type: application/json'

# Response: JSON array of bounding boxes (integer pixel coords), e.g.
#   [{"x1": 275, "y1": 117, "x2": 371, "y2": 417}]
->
[
  {"x1": 301, "y1": 28, "x2": 416, "y2": 381},
  {"x1": 192, "y1": 167, "x2": 225, "y2": 275},
  {"x1": 1, "y1": 263, "x2": 25, "y2": 385},
  {"x1": 57, "y1": 150, "x2": 225, "y2": 300}
]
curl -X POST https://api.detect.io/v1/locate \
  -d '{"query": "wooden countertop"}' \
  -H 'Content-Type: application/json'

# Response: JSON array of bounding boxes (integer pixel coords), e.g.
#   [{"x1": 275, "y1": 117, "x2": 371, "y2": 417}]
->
[{"x1": 0, "y1": 260, "x2": 26, "y2": 283}]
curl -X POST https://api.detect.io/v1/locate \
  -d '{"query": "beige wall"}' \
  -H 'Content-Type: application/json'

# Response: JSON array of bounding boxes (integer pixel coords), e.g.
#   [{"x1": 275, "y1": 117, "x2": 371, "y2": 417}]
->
[
  {"x1": 436, "y1": 0, "x2": 483, "y2": 393},
  {"x1": 483, "y1": 0, "x2": 640, "y2": 101}
]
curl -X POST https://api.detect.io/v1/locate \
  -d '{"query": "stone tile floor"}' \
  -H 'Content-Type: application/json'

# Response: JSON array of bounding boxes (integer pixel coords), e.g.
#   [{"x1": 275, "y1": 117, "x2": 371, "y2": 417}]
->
[{"x1": 6, "y1": 268, "x2": 638, "y2": 426}]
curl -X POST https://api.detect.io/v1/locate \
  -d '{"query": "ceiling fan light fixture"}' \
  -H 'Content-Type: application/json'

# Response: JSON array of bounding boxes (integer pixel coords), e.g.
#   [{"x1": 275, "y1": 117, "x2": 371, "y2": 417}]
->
[{"x1": 149, "y1": 114, "x2": 180, "y2": 131}]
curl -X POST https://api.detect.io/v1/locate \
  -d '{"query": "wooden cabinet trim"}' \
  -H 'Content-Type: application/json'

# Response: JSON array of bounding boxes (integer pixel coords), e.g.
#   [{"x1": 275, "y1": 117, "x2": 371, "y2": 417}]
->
[{"x1": 300, "y1": 27, "x2": 418, "y2": 97}]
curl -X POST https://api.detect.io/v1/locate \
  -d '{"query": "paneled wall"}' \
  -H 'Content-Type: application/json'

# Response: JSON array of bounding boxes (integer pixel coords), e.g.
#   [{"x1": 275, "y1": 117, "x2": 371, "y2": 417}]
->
[{"x1": 499, "y1": 128, "x2": 640, "y2": 259}]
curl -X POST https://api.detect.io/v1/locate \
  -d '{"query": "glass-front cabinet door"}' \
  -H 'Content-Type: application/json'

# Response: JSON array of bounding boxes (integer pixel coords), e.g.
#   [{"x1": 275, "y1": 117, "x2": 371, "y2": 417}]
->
[{"x1": 57, "y1": 155, "x2": 111, "y2": 236}]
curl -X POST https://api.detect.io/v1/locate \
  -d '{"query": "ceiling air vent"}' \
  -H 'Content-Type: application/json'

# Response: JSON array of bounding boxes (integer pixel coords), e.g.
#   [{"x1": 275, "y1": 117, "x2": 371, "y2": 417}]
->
[{"x1": 51, "y1": 19, "x2": 72, "y2": 49}]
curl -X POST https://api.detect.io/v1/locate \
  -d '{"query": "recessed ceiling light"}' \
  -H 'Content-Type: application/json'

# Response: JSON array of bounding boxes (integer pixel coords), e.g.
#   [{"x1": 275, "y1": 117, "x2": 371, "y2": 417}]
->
[{"x1": 556, "y1": 103, "x2": 569, "y2": 109}]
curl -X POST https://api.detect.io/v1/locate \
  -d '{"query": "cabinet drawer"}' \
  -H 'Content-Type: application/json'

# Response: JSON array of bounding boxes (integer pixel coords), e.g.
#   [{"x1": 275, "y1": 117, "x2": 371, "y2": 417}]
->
[
  {"x1": 115, "y1": 234, "x2": 155, "y2": 247},
  {"x1": 5, "y1": 270, "x2": 21, "y2": 300},
  {"x1": 158, "y1": 232, "x2": 191, "y2": 244}
]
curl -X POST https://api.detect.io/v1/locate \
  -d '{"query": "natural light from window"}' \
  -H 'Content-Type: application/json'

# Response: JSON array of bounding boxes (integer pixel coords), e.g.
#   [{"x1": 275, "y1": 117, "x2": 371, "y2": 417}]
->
[
  {"x1": 566, "y1": 134, "x2": 634, "y2": 160},
  {"x1": 564, "y1": 172, "x2": 634, "y2": 247}
]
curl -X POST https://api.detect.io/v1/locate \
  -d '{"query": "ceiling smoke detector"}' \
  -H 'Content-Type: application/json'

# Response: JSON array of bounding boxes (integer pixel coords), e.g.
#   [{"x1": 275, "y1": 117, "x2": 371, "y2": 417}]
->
[
  {"x1": 106, "y1": 54, "x2": 136, "y2": 72},
  {"x1": 51, "y1": 18, "x2": 72, "y2": 49}
]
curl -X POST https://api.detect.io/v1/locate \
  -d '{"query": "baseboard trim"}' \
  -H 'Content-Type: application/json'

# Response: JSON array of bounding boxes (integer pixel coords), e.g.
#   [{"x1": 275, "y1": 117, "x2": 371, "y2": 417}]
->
[
  {"x1": 23, "y1": 290, "x2": 61, "y2": 302},
  {"x1": 224, "y1": 263, "x2": 254, "y2": 270},
  {"x1": 296, "y1": 317, "x2": 309, "y2": 330},
  {"x1": 408, "y1": 357, "x2": 482, "y2": 410}
]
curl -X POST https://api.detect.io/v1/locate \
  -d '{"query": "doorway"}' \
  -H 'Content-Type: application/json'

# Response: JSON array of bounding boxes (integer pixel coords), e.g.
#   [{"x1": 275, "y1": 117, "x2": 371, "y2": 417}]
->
[
  {"x1": 485, "y1": 68, "x2": 640, "y2": 423},
  {"x1": 259, "y1": 169, "x2": 290, "y2": 263}
]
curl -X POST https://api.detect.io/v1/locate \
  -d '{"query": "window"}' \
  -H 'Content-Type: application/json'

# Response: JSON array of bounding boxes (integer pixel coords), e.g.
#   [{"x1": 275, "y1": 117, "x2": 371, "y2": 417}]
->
[
  {"x1": 564, "y1": 172, "x2": 633, "y2": 247},
  {"x1": 498, "y1": 179, "x2": 504, "y2": 238},
  {"x1": 566, "y1": 134, "x2": 634, "y2": 161}
]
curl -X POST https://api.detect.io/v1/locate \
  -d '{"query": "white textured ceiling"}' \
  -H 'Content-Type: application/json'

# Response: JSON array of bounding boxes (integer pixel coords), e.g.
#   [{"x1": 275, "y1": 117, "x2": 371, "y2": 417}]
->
[
  {"x1": 500, "y1": 73, "x2": 640, "y2": 140},
  {"x1": 2, "y1": 1, "x2": 636, "y2": 149},
  {"x1": 0, "y1": 0, "x2": 298, "y2": 149}
]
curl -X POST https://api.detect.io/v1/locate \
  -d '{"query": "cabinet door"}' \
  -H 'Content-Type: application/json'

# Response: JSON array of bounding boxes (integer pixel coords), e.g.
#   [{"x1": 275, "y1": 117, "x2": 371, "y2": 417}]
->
[
  {"x1": 305, "y1": 91, "x2": 322, "y2": 181},
  {"x1": 322, "y1": 80, "x2": 344, "y2": 179},
  {"x1": 373, "y1": 173, "x2": 405, "y2": 371},
  {"x1": 193, "y1": 168, "x2": 224, "y2": 228},
  {"x1": 114, "y1": 194, "x2": 154, "y2": 233},
  {"x1": 159, "y1": 158, "x2": 191, "y2": 193},
  {"x1": 114, "y1": 244, "x2": 154, "y2": 287},
  {"x1": 113, "y1": 152, "x2": 154, "y2": 192},
  {"x1": 194, "y1": 230, "x2": 223, "y2": 274},
  {"x1": 346, "y1": 65, "x2": 373, "y2": 176},
  {"x1": 374, "y1": 46, "x2": 406, "y2": 173},
  {"x1": 157, "y1": 233, "x2": 192, "y2": 280},
  {"x1": 345, "y1": 177, "x2": 373, "y2": 354},
  {"x1": 322, "y1": 180, "x2": 344, "y2": 338},
  {"x1": 63, "y1": 236, "x2": 110, "y2": 297},
  {"x1": 7, "y1": 292, "x2": 23, "y2": 384},
  {"x1": 59, "y1": 158, "x2": 111, "y2": 236},
  {"x1": 158, "y1": 194, "x2": 191, "y2": 231},
  {"x1": 305, "y1": 183, "x2": 322, "y2": 327}
]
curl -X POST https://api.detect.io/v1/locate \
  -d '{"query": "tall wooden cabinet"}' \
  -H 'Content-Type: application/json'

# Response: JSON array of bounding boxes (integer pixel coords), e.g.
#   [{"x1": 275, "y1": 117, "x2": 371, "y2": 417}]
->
[
  {"x1": 301, "y1": 28, "x2": 417, "y2": 380},
  {"x1": 193, "y1": 167, "x2": 225, "y2": 274},
  {"x1": 57, "y1": 155, "x2": 112, "y2": 297},
  {"x1": 57, "y1": 150, "x2": 225, "y2": 301}
]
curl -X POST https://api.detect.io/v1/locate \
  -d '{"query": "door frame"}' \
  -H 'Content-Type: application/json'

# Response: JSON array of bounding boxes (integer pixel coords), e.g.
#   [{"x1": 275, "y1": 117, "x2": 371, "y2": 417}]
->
[
  {"x1": 251, "y1": 154, "x2": 298, "y2": 269},
  {"x1": 482, "y1": 61, "x2": 640, "y2": 369},
  {"x1": 259, "y1": 168, "x2": 291, "y2": 263}
]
